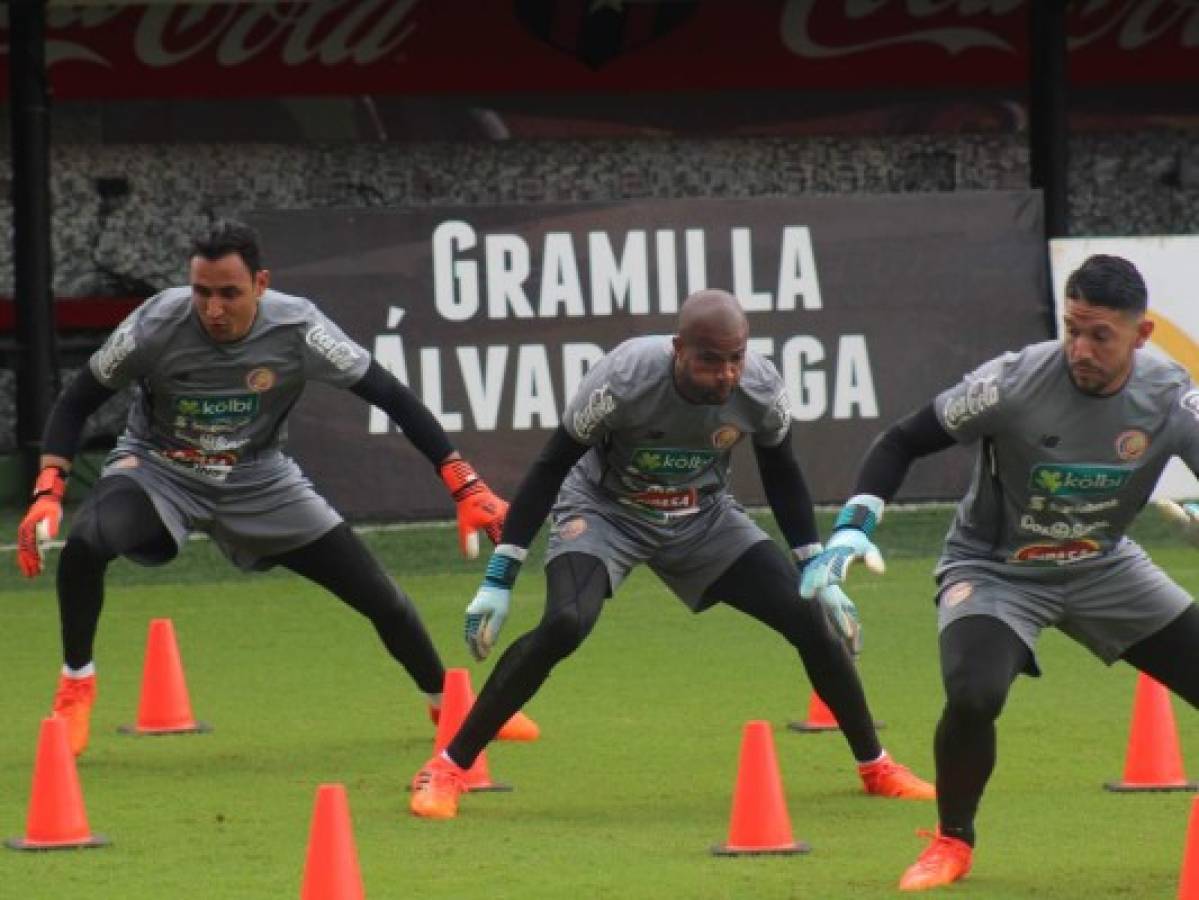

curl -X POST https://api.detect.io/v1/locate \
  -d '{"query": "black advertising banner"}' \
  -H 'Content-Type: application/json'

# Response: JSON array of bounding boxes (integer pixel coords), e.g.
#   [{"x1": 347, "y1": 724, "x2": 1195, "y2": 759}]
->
[{"x1": 250, "y1": 191, "x2": 1048, "y2": 521}]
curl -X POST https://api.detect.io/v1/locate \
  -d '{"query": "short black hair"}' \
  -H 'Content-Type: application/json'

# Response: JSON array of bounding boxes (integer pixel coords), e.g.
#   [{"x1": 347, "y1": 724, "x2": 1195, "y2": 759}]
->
[
  {"x1": 1064, "y1": 254, "x2": 1146, "y2": 314},
  {"x1": 191, "y1": 219, "x2": 263, "y2": 274}
]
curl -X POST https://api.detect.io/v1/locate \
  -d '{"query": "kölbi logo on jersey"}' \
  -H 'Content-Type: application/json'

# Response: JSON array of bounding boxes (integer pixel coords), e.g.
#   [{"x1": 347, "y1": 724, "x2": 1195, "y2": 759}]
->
[{"x1": 1028, "y1": 464, "x2": 1131, "y2": 496}]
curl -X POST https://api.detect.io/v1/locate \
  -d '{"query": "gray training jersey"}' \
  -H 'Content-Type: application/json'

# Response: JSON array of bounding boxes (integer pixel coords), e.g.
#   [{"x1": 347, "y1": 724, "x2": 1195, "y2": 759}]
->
[
  {"x1": 934, "y1": 340, "x2": 1199, "y2": 569},
  {"x1": 89, "y1": 286, "x2": 370, "y2": 483},
  {"x1": 559, "y1": 335, "x2": 792, "y2": 523}
]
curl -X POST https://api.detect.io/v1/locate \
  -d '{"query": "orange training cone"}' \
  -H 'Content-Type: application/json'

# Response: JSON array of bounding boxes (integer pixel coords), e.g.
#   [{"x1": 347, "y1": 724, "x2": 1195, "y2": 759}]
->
[
  {"x1": 300, "y1": 784, "x2": 364, "y2": 900},
  {"x1": 435, "y1": 668, "x2": 511, "y2": 793},
  {"x1": 119, "y1": 618, "x2": 211, "y2": 737},
  {"x1": 711, "y1": 720, "x2": 810, "y2": 856},
  {"x1": 787, "y1": 690, "x2": 839, "y2": 733},
  {"x1": 788, "y1": 688, "x2": 885, "y2": 734},
  {"x1": 1180, "y1": 796, "x2": 1199, "y2": 899},
  {"x1": 1106, "y1": 673, "x2": 1197, "y2": 792},
  {"x1": 6, "y1": 717, "x2": 109, "y2": 851}
]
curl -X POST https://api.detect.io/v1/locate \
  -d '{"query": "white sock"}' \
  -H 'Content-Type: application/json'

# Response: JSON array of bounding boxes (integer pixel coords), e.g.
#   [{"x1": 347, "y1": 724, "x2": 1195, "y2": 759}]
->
[
  {"x1": 63, "y1": 662, "x2": 95, "y2": 678},
  {"x1": 859, "y1": 749, "x2": 888, "y2": 767}
]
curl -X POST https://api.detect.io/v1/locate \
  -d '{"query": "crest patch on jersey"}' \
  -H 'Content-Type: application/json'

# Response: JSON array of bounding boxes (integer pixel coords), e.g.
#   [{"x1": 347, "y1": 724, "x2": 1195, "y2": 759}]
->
[
  {"x1": 557, "y1": 517, "x2": 587, "y2": 540},
  {"x1": 246, "y1": 367, "x2": 277, "y2": 392},
  {"x1": 1114, "y1": 429, "x2": 1149, "y2": 461},
  {"x1": 711, "y1": 425, "x2": 742, "y2": 450},
  {"x1": 942, "y1": 581, "x2": 973, "y2": 608}
]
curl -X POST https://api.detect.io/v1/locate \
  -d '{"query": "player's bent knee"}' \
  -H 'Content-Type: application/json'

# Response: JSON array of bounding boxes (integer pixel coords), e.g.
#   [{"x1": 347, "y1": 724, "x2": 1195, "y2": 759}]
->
[{"x1": 531, "y1": 607, "x2": 592, "y2": 660}]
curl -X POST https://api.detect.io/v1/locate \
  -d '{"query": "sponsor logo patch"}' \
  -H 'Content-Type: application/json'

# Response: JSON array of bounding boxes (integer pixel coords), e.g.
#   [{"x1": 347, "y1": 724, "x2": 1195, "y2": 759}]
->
[
  {"x1": 174, "y1": 394, "x2": 260, "y2": 423},
  {"x1": 245, "y1": 367, "x2": 276, "y2": 392},
  {"x1": 711, "y1": 425, "x2": 742, "y2": 450},
  {"x1": 1011, "y1": 539, "x2": 1101, "y2": 564},
  {"x1": 943, "y1": 581, "x2": 973, "y2": 608},
  {"x1": 1114, "y1": 429, "x2": 1149, "y2": 461},
  {"x1": 572, "y1": 383, "x2": 616, "y2": 440},
  {"x1": 942, "y1": 375, "x2": 999, "y2": 430},
  {"x1": 1182, "y1": 389, "x2": 1199, "y2": 422},
  {"x1": 630, "y1": 448, "x2": 716, "y2": 477},
  {"x1": 305, "y1": 323, "x2": 361, "y2": 372},
  {"x1": 96, "y1": 322, "x2": 137, "y2": 380},
  {"x1": 1028, "y1": 464, "x2": 1131, "y2": 496}
]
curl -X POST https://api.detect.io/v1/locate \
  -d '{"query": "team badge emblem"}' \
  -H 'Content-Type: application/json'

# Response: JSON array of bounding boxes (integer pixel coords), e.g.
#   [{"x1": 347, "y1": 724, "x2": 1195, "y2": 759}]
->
[
  {"x1": 711, "y1": 425, "x2": 741, "y2": 450},
  {"x1": 942, "y1": 581, "x2": 973, "y2": 608},
  {"x1": 1114, "y1": 429, "x2": 1148, "y2": 461},
  {"x1": 558, "y1": 517, "x2": 587, "y2": 540},
  {"x1": 246, "y1": 367, "x2": 277, "y2": 392}
]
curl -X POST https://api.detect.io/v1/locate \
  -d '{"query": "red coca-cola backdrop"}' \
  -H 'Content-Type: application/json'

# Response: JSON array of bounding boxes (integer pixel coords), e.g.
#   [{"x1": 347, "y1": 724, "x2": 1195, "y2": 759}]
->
[{"x1": 1, "y1": 0, "x2": 1196, "y2": 100}]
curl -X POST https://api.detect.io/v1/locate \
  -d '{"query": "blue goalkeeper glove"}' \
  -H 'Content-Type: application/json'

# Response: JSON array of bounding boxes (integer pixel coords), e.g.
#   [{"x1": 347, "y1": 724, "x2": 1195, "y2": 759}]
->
[
  {"x1": 465, "y1": 545, "x2": 525, "y2": 661},
  {"x1": 817, "y1": 584, "x2": 863, "y2": 657},
  {"x1": 799, "y1": 494, "x2": 886, "y2": 599},
  {"x1": 795, "y1": 544, "x2": 863, "y2": 656}
]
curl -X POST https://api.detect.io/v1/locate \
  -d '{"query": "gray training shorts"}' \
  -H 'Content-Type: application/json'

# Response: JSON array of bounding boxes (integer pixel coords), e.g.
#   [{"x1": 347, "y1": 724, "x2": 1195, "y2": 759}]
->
[
  {"x1": 99, "y1": 450, "x2": 343, "y2": 571},
  {"x1": 544, "y1": 481, "x2": 771, "y2": 610},
  {"x1": 936, "y1": 540, "x2": 1193, "y2": 670}
]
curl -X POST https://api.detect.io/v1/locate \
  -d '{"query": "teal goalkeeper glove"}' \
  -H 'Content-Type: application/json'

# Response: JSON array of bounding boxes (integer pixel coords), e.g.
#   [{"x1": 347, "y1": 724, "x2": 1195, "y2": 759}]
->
[
  {"x1": 465, "y1": 546, "x2": 525, "y2": 661},
  {"x1": 817, "y1": 584, "x2": 863, "y2": 657},
  {"x1": 795, "y1": 544, "x2": 863, "y2": 656},
  {"x1": 799, "y1": 494, "x2": 886, "y2": 599},
  {"x1": 1153, "y1": 499, "x2": 1199, "y2": 547}
]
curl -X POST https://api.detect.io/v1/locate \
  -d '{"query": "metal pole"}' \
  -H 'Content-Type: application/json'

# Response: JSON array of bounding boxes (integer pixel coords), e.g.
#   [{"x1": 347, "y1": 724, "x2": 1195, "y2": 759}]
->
[
  {"x1": 9, "y1": 0, "x2": 58, "y2": 485},
  {"x1": 1028, "y1": 0, "x2": 1069, "y2": 239}
]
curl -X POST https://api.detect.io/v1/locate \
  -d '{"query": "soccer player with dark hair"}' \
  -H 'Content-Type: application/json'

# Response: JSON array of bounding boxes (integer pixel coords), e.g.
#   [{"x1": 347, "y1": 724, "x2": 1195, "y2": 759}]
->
[
  {"x1": 408, "y1": 288, "x2": 934, "y2": 819},
  {"x1": 801, "y1": 254, "x2": 1199, "y2": 891},
  {"x1": 16, "y1": 218, "x2": 537, "y2": 756}
]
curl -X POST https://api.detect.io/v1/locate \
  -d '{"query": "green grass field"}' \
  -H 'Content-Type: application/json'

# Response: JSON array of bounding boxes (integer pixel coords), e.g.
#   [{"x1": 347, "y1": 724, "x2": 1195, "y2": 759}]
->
[{"x1": 2, "y1": 507, "x2": 1198, "y2": 898}]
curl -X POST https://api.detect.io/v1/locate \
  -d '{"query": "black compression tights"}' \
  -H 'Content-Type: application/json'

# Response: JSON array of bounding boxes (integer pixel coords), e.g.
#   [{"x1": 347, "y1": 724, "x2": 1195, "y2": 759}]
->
[
  {"x1": 935, "y1": 615, "x2": 1032, "y2": 846},
  {"x1": 58, "y1": 477, "x2": 443, "y2": 694},
  {"x1": 58, "y1": 477, "x2": 179, "y2": 668},
  {"x1": 448, "y1": 552, "x2": 610, "y2": 767},
  {"x1": 705, "y1": 540, "x2": 882, "y2": 762},
  {"x1": 448, "y1": 542, "x2": 883, "y2": 769},
  {"x1": 936, "y1": 606, "x2": 1199, "y2": 847},
  {"x1": 266, "y1": 524, "x2": 444, "y2": 695}
]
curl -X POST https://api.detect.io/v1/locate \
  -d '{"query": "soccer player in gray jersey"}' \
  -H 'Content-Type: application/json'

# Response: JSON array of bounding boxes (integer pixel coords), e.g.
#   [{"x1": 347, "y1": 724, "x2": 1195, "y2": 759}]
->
[
  {"x1": 408, "y1": 288, "x2": 934, "y2": 819},
  {"x1": 14, "y1": 220, "x2": 539, "y2": 757},
  {"x1": 801, "y1": 254, "x2": 1199, "y2": 891}
]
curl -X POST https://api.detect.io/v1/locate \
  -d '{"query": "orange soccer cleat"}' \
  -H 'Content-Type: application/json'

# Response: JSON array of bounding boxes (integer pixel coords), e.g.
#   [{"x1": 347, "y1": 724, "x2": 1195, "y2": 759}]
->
[
  {"x1": 409, "y1": 755, "x2": 467, "y2": 820},
  {"x1": 859, "y1": 751, "x2": 936, "y2": 800},
  {"x1": 51, "y1": 673, "x2": 97, "y2": 757},
  {"x1": 898, "y1": 829, "x2": 973, "y2": 891}
]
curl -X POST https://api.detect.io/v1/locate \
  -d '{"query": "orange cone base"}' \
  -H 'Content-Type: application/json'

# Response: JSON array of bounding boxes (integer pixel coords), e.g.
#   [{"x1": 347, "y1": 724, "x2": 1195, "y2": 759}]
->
[
  {"x1": 466, "y1": 781, "x2": 513, "y2": 793},
  {"x1": 118, "y1": 721, "x2": 212, "y2": 736},
  {"x1": 6, "y1": 833, "x2": 109, "y2": 852},
  {"x1": 711, "y1": 839, "x2": 811, "y2": 857},
  {"x1": 786, "y1": 719, "x2": 840, "y2": 733},
  {"x1": 1104, "y1": 779, "x2": 1198, "y2": 793},
  {"x1": 787, "y1": 719, "x2": 884, "y2": 733}
]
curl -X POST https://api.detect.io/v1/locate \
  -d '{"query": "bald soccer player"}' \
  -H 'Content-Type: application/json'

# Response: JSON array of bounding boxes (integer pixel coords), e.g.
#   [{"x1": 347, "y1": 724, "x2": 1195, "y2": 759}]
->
[
  {"x1": 16, "y1": 219, "x2": 537, "y2": 756},
  {"x1": 408, "y1": 289, "x2": 934, "y2": 819}
]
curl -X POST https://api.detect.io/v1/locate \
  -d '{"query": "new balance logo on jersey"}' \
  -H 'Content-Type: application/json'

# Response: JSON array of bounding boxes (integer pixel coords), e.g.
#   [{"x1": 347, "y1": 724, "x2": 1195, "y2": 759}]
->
[{"x1": 1028, "y1": 464, "x2": 1131, "y2": 496}]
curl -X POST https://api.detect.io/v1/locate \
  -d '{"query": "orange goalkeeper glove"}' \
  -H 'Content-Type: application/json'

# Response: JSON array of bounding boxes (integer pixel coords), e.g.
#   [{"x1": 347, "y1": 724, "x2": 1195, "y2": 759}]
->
[
  {"x1": 439, "y1": 458, "x2": 508, "y2": 559},
  {"x1": 17, "y1": 466, "x2": 67, "y2": 577}
]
